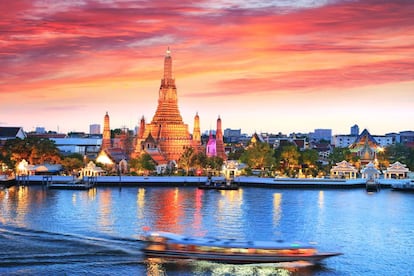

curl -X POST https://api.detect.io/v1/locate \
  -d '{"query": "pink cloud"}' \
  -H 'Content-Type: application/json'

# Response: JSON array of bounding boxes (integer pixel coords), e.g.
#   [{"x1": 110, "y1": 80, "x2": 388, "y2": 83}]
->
[
  {"x1": 214, "y1": 59, "x2": 414, "y2": 95},
  {"x1": 0, "y1": 0, "x2": 413, "y2": 95}
]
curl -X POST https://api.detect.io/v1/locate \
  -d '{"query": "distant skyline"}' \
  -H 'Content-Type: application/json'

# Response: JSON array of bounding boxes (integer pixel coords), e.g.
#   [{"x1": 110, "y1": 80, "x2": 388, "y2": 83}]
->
[{"x1": 1, "y1": 0, "x2": 413, "y2": 136}]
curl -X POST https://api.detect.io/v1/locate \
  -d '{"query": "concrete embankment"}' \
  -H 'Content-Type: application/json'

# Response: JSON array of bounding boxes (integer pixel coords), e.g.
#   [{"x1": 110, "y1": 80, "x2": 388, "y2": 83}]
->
[{"x1": 10, "y1": 175, "x2": 395, "y2": 189}]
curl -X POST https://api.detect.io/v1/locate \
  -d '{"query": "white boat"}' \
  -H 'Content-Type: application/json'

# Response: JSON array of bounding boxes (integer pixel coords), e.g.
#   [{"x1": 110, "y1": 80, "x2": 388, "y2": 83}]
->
[{"x1": 142, "y1": 232, "x2": 342, "y2": 264}]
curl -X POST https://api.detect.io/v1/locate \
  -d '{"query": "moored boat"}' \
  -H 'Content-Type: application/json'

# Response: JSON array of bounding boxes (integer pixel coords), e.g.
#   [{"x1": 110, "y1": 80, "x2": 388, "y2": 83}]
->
[
  {"x1": 142, "y1": 232, "x2": 342, "y2": 264},
  {"x1": 198, "y1": 177, "x2": 239, "y2": 190}
]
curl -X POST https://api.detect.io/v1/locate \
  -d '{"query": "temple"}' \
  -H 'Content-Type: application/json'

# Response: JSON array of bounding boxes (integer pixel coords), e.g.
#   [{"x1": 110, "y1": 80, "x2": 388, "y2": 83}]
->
[
  {"x1": 349, "y1": 129, "x2": 380, "y2": 165},
  {"x1": 206, "y1": 116, "x2": 227, "y2": 160},
  {"x1": 133, "y1": 48, "x2": 192, "y2": 163}
]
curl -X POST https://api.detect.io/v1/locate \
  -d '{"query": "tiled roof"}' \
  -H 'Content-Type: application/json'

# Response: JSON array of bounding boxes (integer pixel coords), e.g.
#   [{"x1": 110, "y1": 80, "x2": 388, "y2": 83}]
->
[{"x1": 0, "y1": 127, "x2": 22, "y2": 138}]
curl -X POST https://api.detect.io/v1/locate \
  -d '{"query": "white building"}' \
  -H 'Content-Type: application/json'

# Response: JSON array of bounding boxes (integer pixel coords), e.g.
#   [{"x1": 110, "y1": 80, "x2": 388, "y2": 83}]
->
[
  {"x1": 50, "y1": 137, "x2": 102, "y2": 157},
  {"x1": 332, "y1": 134, "x2": 393, "y2": 148},
  {"x1": 331, "y1": 135, "x2": 357, "y2": 148}
]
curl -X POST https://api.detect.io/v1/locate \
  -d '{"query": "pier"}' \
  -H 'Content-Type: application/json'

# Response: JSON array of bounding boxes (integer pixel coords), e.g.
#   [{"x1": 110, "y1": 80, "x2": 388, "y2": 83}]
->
[{"x1": 3, "y1": 175, "x2": 401, "y2": 189}]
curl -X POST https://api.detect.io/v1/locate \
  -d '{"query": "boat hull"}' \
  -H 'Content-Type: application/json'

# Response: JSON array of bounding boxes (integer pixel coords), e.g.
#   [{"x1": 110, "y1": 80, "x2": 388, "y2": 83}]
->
[{"x1": 143, "y1": 249, "x2": 341, "y2": 264}]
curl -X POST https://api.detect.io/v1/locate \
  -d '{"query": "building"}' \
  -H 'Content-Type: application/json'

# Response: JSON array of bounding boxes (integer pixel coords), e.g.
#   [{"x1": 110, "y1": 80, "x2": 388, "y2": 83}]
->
[
  {"x1": 331, "y1": 134, "x2": 357, "y2": 148},
  {"x1": 350, "y1": 124, "x2": 359, "y2": 136},
  {"x1": 205, "y1": 116, "x2": 227, "y2": 160},
  {"x1": 0, "y1": 127, "x2": 26, "y2": 148},
  {"x1": 51, "y1": 137, "x2": 101, "y2": 157},
  {"x1": 224, "y1": 128, "x2": 242, "y2": 143},
  {"x1": 95, "y1": 112, "x2": 129, "y2": 166},
  {"x1": 349, "y1": 129, "x2": 380, "y2": 165},
  {"x1": 89, "y1": 124, "x2": 101, "y2": 135},
  {"x1": 134, "y1": 48, "x2": 207, "y2": 164},
  {"x1": 399, "y1": 131, "x2": 414, "y2": 144},
  {"x1": 383, "y1": 161, "x2": 410, "y2": 179},
  {"x1": 206, "y1": 131, "x2": 216, "y2": 158},
  {"x1": 215, "y1": 116, "x2": 226, "y2": 160},
  {"x1": 101, "y1": 112, "x2": 111, "y2": 150},
  {"x1": 330, "y1": 160, "x2": 358, "y2": 179},
  {"x1": 332, "y1": 133, "x2": 393, "y2": 149},
  {"x1": 309, "y1": 129, "x2": 332, "y2": 142}
]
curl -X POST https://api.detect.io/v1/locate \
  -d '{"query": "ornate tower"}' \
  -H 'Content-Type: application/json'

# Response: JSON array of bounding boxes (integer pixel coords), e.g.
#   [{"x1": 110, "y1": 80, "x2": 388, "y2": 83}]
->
[
  {"x1": 101, "y1": 112, "x2": 111, "y2": 150},
  {"x1": 206, "y1": 130, "x2": 217, "y2": 157},
  {"x1": 192, "y1": 112, "x2": 201, "y2": 146},
  {"x1": 215, "y1": 116, "x2": 227, "y2": 160},
  {"x1": 137, "y1": 48, "x2": 191, "y2": 162},
  {"x1": 138, "y1": 116, "x2": 145, "y2": 139}
]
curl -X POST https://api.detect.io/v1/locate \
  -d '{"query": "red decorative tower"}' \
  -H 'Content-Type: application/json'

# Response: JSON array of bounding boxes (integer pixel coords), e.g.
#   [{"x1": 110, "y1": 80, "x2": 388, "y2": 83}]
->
[
  {"x1": 101, "y1": 112, "x2": 111, "y2": 150},
  {"x1": 215, "y1": 116, "x2": 227, "y2": 160}
]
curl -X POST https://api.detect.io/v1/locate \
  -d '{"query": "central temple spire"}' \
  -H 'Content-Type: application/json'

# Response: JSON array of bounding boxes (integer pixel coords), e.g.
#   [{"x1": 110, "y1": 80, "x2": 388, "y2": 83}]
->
[
  {"x1": 163, "y1": 47, "x2": 173, "y2": 83},
  {"x1": 153, "y1": 47, "x2": 181, "y2": 123},
  {"x1": 134, "y1": 48, "x2": 191, "y2": 162}
]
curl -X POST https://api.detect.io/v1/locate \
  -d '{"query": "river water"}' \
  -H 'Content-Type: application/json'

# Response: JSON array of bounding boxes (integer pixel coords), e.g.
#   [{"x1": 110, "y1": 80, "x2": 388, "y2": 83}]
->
[{"x1": 0, "y1": 185, "x2": 413, "y2": 275}]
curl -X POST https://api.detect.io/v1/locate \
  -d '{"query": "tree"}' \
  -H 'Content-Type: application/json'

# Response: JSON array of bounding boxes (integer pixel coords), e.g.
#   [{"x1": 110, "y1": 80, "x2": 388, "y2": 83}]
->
[
  {"x1": 206, "y1": 156, "x2": 224, "y2": 175},
  {"x1": 129, "y1": 153, "x2": 156, "y2": 175},
  {"x1": 61, "y1": 157, "x2": 84, "y2": 175},
  {"x1": 1, "y1": 137, "x2": 61, "y2": 168},
  {"x1": 240, "y1": 142, "x2": 276, "y2": 172},
  {"x1": 227, "y1": 145, "x2": 245, "y2": 160},
  {"x1": 328, "y1": 147, "x2": 353, "y2": 165},
  {"x1": 300, "y1": 149, "x2": 319, "y2": 177},
  {"x1": 178, "y1": 147, "x2": 196, "y2": 175},
  {"x1": 279, "y1": 145, "x2": 300, "y2": 177},
  {"x1": 192, "y1": 151, "x2": 208, "y2": 171},
  {"x1": 379, "y1": 143, "x2": 414, "y2": 170}
]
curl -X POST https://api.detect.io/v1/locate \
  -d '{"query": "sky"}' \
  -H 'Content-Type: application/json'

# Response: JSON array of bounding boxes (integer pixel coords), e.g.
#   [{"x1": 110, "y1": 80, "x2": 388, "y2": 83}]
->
[{"x1": 1, "y1": 0, "x2": 413, "y2": 136}]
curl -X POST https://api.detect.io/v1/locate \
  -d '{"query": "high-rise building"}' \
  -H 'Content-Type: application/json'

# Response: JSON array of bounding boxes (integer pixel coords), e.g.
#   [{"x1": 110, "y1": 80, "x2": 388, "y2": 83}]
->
[
  {"x1": 89, "y1": 124, "x2": 100, "y2": 135},
  {"x1": 134, "y1": 48, "x2": 192, "y2": 162}
]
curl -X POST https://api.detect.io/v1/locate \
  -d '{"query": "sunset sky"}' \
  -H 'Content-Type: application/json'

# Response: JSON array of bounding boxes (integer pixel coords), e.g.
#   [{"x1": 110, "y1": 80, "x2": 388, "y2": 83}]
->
[{"x1": 1, "y1": 0, "x2": 413, "y2": 136}]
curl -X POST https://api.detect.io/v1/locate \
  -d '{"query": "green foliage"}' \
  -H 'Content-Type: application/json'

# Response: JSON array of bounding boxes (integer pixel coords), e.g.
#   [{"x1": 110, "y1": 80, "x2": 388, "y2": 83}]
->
[
  {"x1": 178, "y1": 147, "x2": 195, "y2": 175},
  {"x1": 328, "y1": 147, "x2": 353, "y2": 165},
  {"x1": 1, "y1": 137, "x2": 61, "y2": 168},
  {"x1": 206, "y1": 156, "x2": 224, "y2": 172},
  {"x1": 378, "y1": 143, "x2": 414, "y2": 171},
  {"x1": 129, "y1": 153, "x2": 156, "y2": 175},
  {"x1": 240, "y1": 142, "x2": 276, "y2": 169},
  {"x1": 177, "y1": 147, "x2": 223, "y2": 175},
  {"x1": 66, "y1": 153, "x2": 84, "y2": 161},
  {"x1": 227, "y1": 146, "x2": 245, "y2": 160},
  {"x1": 61, "y1": 157, "x2": 84, "y2": 175}
]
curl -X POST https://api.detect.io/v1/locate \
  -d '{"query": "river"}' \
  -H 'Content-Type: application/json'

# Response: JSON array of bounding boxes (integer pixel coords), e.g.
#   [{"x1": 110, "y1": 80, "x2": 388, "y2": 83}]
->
[{"x1": 1, "y1": 185, "x2": 413, "y2": 275}]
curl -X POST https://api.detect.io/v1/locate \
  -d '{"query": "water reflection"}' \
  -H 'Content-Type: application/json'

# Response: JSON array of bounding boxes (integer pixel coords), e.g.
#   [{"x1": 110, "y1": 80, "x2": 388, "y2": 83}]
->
[
  {"x1": 1, "y1": 186, "x2": 48, "y2": 228},
  {"x1": 193, "y1": 189, "x2": 203, "y2": 234},
  {"x1": 216, "y1": 190, "x2": 243, "y2": 237},
  {"x1": 98, "y1": 189, "x2": 114, "y2": 233},
  {"x1": 273, "y1": 193, "x2": 282, "y2": 228},
  {"x1": 145, "y1": 258, "x2": 167, "y2": 276},
  {"x1": 318, "y1": 191, "x2": 324, "y2": 210},
  {"x1": 145, "y1": 258, "x2": 316, "y2": 276},
  {"x1": 137, "y1": 188, "x2": 146, "y2": 220},
  {"x1": 152, "y1": 188, "x2": 185, "y2": 234}
]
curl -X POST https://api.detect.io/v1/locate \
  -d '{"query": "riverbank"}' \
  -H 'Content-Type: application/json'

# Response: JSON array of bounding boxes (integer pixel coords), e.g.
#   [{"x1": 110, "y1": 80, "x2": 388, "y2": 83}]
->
[{"x1": 9, "y1": 175, "x2": 410, "y2": 189}]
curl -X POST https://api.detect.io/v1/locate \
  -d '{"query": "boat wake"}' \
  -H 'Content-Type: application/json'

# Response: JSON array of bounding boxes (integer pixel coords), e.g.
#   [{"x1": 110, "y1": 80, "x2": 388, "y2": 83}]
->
[{"x1": 0, "y1": 225, "x2": 146, "y2": 274}]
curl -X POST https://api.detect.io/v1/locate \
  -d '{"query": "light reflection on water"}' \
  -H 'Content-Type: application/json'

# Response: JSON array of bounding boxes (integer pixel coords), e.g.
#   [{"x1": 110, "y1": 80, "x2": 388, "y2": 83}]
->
[{"x1": 1, "y1": 185, "x2": 414, "y2": 275}]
